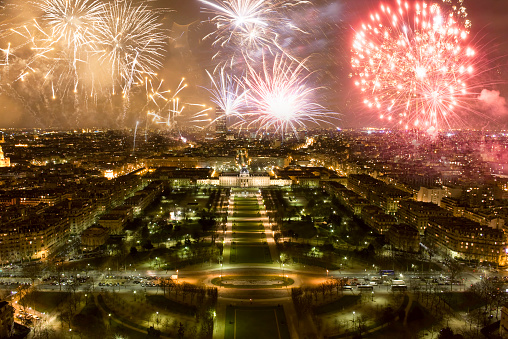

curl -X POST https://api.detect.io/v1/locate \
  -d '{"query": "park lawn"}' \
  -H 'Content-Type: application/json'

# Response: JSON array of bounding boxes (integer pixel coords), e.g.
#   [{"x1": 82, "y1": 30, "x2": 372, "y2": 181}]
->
[
  {"x1": 440, "y1": 292, "x2": 485, "y2": 312},
  {"x1": 233, "y1": 213, "x2": 261, "y2": 218},
  {"x1": 72, "y1": 303, "x2": 107, "y2": 337},
  {"x1": 314, "y1": 295, "x2": 361, "y2": 315},
  {"x1": 225, "y1": 306, "x2": 290, "y2": 339},
  {"x1": 232, "y1": 232, "x2": 266, "y2": 242},
  {"x1": 211, "y1": 276, "x2": 294, "y2": 288},
  {"x1": 233, "y1": 221, "x2": 263, "y2": 226},
  {"x1": 146, "y1": 294, "x2": 196, "y2": 316},
  {"x1": 234, "y1": 199, "x2": 259, "y2": 204},
  {"x1": 25, "y1": 291, "x2": 70, "y2": 313},
  {"x1": 233, "y1": 244, "x2": 271, "y2": 263},
  {"x1": 232, "y1": 224, "x2": 264, "y2": 232},
  {"x1": 233, "y1": 205, "x2": 259, "y2": 209},
  {"x1": 284, "y1": 221, "x2": 317, "y2": 239}
]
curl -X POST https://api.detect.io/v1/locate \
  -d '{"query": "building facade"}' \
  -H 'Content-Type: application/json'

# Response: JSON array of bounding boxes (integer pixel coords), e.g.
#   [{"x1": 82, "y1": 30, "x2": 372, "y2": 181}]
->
[
  {"x1": 425, "y1": 217, "x2": 507, "y2": 265},
  {"x1": 0, "y1": 301, "x2": 14, "y2": 338}
]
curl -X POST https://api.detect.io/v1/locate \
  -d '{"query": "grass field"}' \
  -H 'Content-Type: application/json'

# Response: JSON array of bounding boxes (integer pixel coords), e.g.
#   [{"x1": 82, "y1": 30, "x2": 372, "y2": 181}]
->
[
  {"x1": 229, "y1": 192, "x2": 272, "y2": 264},
  {"x1": 24, "y1": 291, "x2": 70, "y2": 313},
  {"x1": 211, "y1": 276, "x2": 294, "y2": 288},
  {"x1": 146, "y1": 294, "x2": 196, "y2": 316},
  {"x1": 233, "y1": 244, "x2": 271, "y2": 263},
  {"x1": 440, "y1": 292, "x2": 485, "y2": 312},
  {"x1": 225, "y1": 306, "x2": 290, "y2": 339},
  {"x1": 314, "y1": 295, "x2": 361, "y2": 315}
]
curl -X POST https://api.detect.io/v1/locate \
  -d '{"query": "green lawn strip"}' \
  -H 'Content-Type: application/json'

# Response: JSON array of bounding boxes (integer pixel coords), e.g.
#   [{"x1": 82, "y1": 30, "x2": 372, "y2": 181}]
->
[
  {"x1": 233, "y1": 202, "x2": 259, "y2": 207},
  {"x1": 225, "y1": 306, "x2": 290, "y2": 339},
  {"x1": 314, "y1": 295, "x2": 361, "y2": 315},
  {"x1": 440, "y1": 292, "x2": 485, "y2": 312},
  {"x1": 236, "y1": 245, "x2": 271, "y2": 263},
  {"x1": 146, "y1": 294, "x2": 196, "y2": 316},
  {"x1": 232, "y1": 225, "x2": 264, "y2": 232},
  {"x1": 231, "y1": 233, "x2": 266, "y2": 241},
  {"x1": 211, "y1": 277, "x2": 294, "y2": 288},
  {"x1": 224, "y1": 304, "x2": 236, "y2": 339},
  {"x1": 24, "y1": 291, "x2": 70, "y2": 313},
  {"x1": 233, "y1": 213, "x2": 261, "y2": 218}
]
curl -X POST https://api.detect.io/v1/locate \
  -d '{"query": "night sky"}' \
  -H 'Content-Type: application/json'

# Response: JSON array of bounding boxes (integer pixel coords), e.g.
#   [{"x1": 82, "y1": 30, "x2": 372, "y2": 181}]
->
[{"x1": 0, "y1": 0, "x2": 507, "y2": 129}]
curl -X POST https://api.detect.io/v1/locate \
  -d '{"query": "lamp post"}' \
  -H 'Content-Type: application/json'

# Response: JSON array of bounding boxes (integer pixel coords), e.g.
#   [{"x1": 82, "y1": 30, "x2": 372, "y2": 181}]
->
[{"x1": 352, "y1": 311, "x2": 355, "y2": 331}]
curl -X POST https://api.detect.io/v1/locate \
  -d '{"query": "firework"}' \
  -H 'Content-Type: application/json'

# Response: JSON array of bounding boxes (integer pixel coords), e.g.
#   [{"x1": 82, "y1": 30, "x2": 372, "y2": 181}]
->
[
  {"x1": 352, "y1": 1, "x2": 478, "y2": 131},
  {"x1": 243, "y1": 54, "x2": 328, "y2": 135},
  {"x1": 28, "y1": 0, "x2": 105, "y2": 95},
  {"x1": 144, "y1": 77, "x2": 212, "y2": 129},
  {"x1": 441, "y1": 0, "x2": 470, "y2": 31},
  {"x1": 34, "y1": 0, "x2": 105, "y2": 54},
  {"x1": 205, "y1": 66, "x2": 247, "y2": 122},
  {"x1": 95, "y1": 0, "x2": 167, "y2": 94},
  {"x1": 199, "y1": 0, "x2": 310, "y2": 63},
  {"x1": 146, "y1": 78, "x2": 186, "y2": 128}
]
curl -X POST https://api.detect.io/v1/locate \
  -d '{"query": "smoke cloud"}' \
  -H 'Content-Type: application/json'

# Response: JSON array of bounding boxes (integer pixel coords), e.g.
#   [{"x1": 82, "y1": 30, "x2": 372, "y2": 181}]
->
[{"x1": 478, "y1": 89, "x2": 508, "y2": 115}]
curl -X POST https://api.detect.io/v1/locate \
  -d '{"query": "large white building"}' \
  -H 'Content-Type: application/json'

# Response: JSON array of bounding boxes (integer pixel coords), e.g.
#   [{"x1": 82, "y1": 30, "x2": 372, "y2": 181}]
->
[{"x1": 217, "y1": 168, "x2": 291, "y2": 187}]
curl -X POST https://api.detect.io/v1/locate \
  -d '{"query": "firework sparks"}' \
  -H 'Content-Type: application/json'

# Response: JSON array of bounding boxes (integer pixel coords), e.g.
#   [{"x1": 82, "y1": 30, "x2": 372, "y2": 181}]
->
[
  {"x1": 144, "y1": 78, "x2": 211, "y2": 129},
  {"x1": 34, "y1": 0, "x2": 105, "y2": 55},
  {"x1": 205, "y1": 66, "x2": 247, "y2": 123},
  {"x1": 243, "y1": 54, "x2": 328, "y2": 135},
  {"x1": 146, "y1": 78, "x2": 186, "y2": 128},
  {"x1": 96, "y1": 0, "x2": 168, "y2": 94},
  {"x1": 352, "y1": 1, "x2": 477, "y2": 132},
  {"x1": 199, "y1": 0, "x2": 311, "y2": 64}
]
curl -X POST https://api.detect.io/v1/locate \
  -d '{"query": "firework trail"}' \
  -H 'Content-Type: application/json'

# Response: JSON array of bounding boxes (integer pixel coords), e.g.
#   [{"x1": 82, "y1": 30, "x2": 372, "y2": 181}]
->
[
  {"x1": 26, "y1": 0, "x2": 106, "y2": 101},
  {"x1": 205, "y1": 66, "x2": 247, "y2": 124},
  {"x1": 96, "y1": 0, "x2": 168, "y2": 95},
  {"x1": 243, "y1": 54, "x2": 328, "y2": 135},
  {"x1": 146, "y1": 78, "x2": 185, "y2": 128},
  {"x1": 35, "y1": 0, "x2": 105, "y2": 63},
  {"x1": 352, "y1": 1, "x2": 479, "y2": 132},
  {"x1": 199, "y1": 0, "x2": 311, "y2": 65},
  {"x1": 144, "y1": 77, "x2": 212, "y2": 130},
  {"x1": 441, "y1": 0, "x2": 470, "y2": 31},
  {"x1": 133, "y1": 120, "x2": 139, "y2": 152}
]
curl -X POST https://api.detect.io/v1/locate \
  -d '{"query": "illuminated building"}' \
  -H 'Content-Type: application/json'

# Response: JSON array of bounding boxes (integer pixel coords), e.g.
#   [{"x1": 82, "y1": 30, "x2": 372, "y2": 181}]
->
[
  {"x1": 426, "y1": 217, "x2": 507, "y2": 265},
  {"x1": 0, "y1": 301, "x2": 14, "y2": 338},
  {"x1": 215, "y1": 107, "x2": 227, "y2": 136},
  {"x1": 0, "y1": 145, "x2": 9, "y2": 168},
  {"x1": 81, "y1": 226, "x2": 109, "y2": 251}
]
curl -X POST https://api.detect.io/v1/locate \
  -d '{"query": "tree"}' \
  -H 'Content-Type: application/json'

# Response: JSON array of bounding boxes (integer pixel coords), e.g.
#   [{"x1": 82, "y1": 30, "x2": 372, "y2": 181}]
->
[
  {"x1": 177, "y1": 322, "x2": 185, "y2": 339},
  {"x1": 437, "y1": 327, "x2": 454, "y2": 339},
  {"x1": 142, "y1": 240, "x2": 154, "y2": 250},
  {"x1": 306, "y1": 198, "x2": 316, "y2": 210},
  {"x1": 446, "y1": 260, "x2": 463, "y2": 291},
  {"x1": 129, "y1": 246, "x2": 138, "y2": 256},
  {"x1": 198, "y1": 208, "x2": 218, "y2": 243}
]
